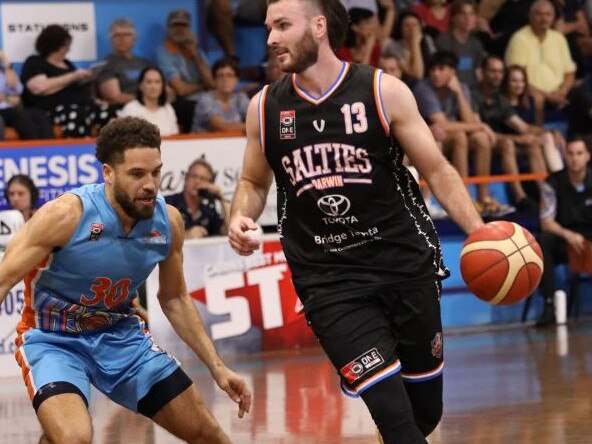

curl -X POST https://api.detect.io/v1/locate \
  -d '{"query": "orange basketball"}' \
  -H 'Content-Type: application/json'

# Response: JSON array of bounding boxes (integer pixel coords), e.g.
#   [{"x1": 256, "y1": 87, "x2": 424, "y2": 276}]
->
[{"x1": 460, "y1": 221, "x2": 544, "y2": 305}]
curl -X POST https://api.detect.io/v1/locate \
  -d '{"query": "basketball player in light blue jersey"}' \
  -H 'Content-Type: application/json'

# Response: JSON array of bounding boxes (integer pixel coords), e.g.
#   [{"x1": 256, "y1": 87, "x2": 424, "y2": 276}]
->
[{"x1": 0, "y1": 117, "x2": 250, "y2": 443}]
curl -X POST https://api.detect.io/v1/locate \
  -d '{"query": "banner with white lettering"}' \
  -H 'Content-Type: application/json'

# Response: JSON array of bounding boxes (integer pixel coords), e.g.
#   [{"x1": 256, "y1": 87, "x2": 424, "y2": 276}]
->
[
  {"x1": 147, "y1": 237, "x2": 316, "y2": 360},
  {"x1": 0, "y1": 136, "x2": 278, "y2": 226},
  {"x1": 1, "y1": 2, "x2": 96, "y2": 63}
]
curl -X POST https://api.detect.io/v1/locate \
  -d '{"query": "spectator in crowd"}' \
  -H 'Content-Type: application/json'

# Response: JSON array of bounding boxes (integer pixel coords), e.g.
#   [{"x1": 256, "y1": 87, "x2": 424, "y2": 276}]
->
[
  {"x1": 379, "y1": 53, "x2": 404, "y2": 78},
  {"x1": 505, "y1": 0, "x2": 576, "y2": 117},
  {"x1": 120, "y1": 67, "x2": 179, "y2": 136},
  {"x1": 205, "y1": 0, "x2": 267, "y2": 61},
  {"x1": 567, "y1": 72, "x2": 592, "y2": 137},
  {"x1": 4, "y1": 174, "x2": 39, "y2": 222},
  {"x1": 336, "y1": 7, "x2": 383, "y2": 66},
  {"x1": 382, "y1": 11, "x2": 437, "y2": 82},
  {"x1": 165, "y1": 158, "x2": 229, "y2": 239},
  {"x1": 341, "y1": 0, "x2": 397, "y2": 42},
  {"x1": 477, "y1": 0, "x2": 534, "y2": 57},
  {"x1": 21, "y1": 25, "x2": 117, "y2": 138},
  {"x1": 191, "y1": 58, "x2": 249, "y2": 133},
  {"x1": 413, "y1": 51, "x2": 512, "y2": 216},
  {"x1": 412, "y1": 0, "x2": 451, "y2": 37},
  {"x1": 0, "y1": 50, "x2": 54, "y2": 140},
  {"x1": 537, "y1": 137, "x2": 592, "y2": 326},
  {"x1": 96, "y1": 18, "x2": 152, "y2": 107},
  {"x1": 156, "y1": 9, "x2": 214, "y2": 132},
  {"x1": 436, "y1": 0, "x2": 486, "y2": 89},
  {"x1": 554, "y1": 0, "x2": 592, "y2": 77},
  {"x1": 244, "y1": 51, "x2": 287, "y2": 98},
  {"x1": 472, "y1": 55, "x2": 546, "y2": 211},
  {"x1": 502, "y1": 64, "x2": 565, "y2": 172}
]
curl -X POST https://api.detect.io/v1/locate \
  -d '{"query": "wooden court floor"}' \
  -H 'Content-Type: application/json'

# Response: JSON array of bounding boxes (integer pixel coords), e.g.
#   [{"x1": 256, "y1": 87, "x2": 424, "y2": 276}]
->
[{"x1": 2, "y1": 321, "x2": 592, "y2": 444}]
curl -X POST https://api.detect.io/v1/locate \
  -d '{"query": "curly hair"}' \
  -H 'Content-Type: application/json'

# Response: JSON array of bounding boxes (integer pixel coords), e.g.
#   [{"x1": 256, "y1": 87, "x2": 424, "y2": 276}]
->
[
  {"x1": 95, "y1": 117, "x2": 161, "y2": 165},
  {"x1": 35, "y1": 25, "x2": 72, "y2": 58}
]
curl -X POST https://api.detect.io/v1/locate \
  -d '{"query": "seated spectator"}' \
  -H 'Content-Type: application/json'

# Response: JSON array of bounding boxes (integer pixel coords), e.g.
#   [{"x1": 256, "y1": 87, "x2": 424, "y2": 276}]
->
[
  {"x1": 156, "y1": 9, "x2": 214, "y2": 133},
  {"x1": 477, "y1": 0, "x2": 534, "y2": 57},
  {"x1": 502, "y1": 64, "x2": 565, "y2": 172},
  {"x1": 205, "y1": 0, "x2": 267, "y2": 60},
  {"x1": 379, "y1": 53, "x2": 404, "y2": 78},
  {"x1": 244, "y1": 51, "x2": 287, "y2": 98},
  {"x1": 413, "y1": 51, "x2": 511, "y2": 216},
  {"x1": 21, "y1": 25, "x2": 117, "y2": 138},
  {"x1": 336, "y1": 7, "x2": 383, "y2": 66},
  {"x1": 96, "y1": 18, "x2": 152, "y2": 107},
  {"x1": 436, "y1": 0, "x2": 486, "y2": 89},
  {"x1": 0, "y1": 50, "x2": 53, "y2": 140},
  {"x1": 4, "y1": 174, "x2": 39, "y2": 222},
  {"x1": 120, "y1": 67, "x2": 179, "y2": 136},
  {"x1": 505, "y1": 0, "x2": 576, "y2": 118},
  {"x1": 567, "y1": 72, "x2": 592, "y2": 137},
  {"x1": 472, "y1": 55, "x2": 546, "y2": 211},
  {"x1": 537, "y1": 137, "x2": 592, "y2": 326},
  {"x1": 412, "y1": 0, "x2": 451, "y2": 37},
  {"x1": 165, "y1": 158, "x2": 229, "y2": 239},
  {"x1": 554, "y1": 0, "x2": 592, "y2": 77},
  {"x1": 382, "y1": 11, "x2": 437, "y2": 81},
  {"x1": 191, "y1": 58, "x2": 249, "y2": 133}
]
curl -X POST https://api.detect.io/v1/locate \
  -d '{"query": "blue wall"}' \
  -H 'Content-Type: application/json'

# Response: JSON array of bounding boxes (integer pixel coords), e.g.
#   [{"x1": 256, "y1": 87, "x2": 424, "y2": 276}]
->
[{"x1": 0, "y1": 0, "x2": 201, "y2": 71}]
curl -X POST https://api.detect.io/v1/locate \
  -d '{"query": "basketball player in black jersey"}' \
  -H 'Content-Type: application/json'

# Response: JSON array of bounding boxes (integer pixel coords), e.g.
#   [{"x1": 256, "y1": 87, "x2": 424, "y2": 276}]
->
[{"x1": 228, "y1": 0, "x2": 484, "y2": 442}]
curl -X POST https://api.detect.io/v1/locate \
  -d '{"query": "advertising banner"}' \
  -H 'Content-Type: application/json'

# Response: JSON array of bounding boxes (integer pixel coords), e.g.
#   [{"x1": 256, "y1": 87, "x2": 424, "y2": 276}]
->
[
  {"x1": 147, "y1": 237, "x2": 316, "y2": 361},
  {"x1": 0, "y1": 252, "x2": 23, "y2": 378},
  {"x1": 1, "y1": 2, "x2": 97, "y2": 62},
  {"x1": 0, "y1": 136, "x2": 278, "y2": 226}
]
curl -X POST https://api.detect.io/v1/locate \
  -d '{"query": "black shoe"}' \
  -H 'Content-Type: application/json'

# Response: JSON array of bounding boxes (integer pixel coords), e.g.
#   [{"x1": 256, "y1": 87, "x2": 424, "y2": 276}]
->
[{"x1": 535, "y1": 305, "x2": 556, "y2": 327}]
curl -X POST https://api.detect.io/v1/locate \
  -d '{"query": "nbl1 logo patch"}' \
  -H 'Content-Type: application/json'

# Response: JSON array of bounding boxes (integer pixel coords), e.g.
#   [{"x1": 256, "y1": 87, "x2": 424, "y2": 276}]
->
[
  {"x1": 340, "y1": 347, "x2": 385, "y2": 384},
  {"x1": 280, "y1": 110, "x2": 296, "y2": 140}
]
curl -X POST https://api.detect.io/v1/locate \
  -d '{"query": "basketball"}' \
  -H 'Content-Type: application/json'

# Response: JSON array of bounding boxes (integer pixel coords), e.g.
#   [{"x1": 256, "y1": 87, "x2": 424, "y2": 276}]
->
[{"x1": 460, "y1": 221, "x2": 544, "y2": 305}]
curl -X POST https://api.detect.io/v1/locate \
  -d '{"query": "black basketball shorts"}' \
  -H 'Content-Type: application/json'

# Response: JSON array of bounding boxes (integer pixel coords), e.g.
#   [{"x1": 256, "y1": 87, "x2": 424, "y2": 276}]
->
[{"x1": 304, "y1": 282, "x2": 444, "y2": 397}]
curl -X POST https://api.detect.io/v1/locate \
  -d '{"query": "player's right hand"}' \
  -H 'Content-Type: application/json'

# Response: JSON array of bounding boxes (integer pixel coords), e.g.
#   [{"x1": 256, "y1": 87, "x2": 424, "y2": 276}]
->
[{"x1": 228, "y1": 216, "x2": 260, "y2": 256}]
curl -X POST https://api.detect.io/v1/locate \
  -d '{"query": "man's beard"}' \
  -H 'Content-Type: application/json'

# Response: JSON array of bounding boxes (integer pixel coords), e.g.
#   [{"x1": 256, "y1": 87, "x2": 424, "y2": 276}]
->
[
  {"x1": 114, "y1": 183, "x2": 155, "y2": 220},
  {"x1": 281, "y1": 29, "x2": 319, "y2": 74}
]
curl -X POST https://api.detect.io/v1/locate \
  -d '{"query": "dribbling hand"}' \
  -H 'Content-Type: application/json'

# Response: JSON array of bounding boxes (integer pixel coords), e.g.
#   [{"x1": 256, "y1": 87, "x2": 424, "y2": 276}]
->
[{"x1": 228, "y1": 216, "x2": 261, "y2": 256}]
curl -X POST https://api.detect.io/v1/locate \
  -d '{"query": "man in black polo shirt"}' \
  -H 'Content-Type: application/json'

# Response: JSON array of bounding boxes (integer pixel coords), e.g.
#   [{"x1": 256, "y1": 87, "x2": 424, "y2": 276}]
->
[
  {"x1": 165, "y1": 158, "x2": 229, "y2": 238},
  {"x1": 537, "y1": 137, "x2": 592, "y2": 325}
]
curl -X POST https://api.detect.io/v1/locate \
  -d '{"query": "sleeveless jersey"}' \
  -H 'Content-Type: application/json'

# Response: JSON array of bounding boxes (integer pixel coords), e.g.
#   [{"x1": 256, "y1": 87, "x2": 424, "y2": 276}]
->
[
  {"x1": 260, "y1": 63, "x2": 447, "y2": 308},
  {"x1": 19, "y1": 184, "x2": 171, "y2": 333}
]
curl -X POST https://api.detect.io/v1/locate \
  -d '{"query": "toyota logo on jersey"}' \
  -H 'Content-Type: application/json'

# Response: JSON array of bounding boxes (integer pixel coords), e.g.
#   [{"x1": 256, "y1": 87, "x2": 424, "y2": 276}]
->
[{"x1": 317, "y1": 194, "x2": 351, "y2": 217}]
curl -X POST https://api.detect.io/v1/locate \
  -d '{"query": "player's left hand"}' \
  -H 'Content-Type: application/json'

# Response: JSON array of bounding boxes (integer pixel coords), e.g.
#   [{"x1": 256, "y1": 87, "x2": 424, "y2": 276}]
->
[{"x1": 212, "y1": 366, "x2": 251, "y2": 419}]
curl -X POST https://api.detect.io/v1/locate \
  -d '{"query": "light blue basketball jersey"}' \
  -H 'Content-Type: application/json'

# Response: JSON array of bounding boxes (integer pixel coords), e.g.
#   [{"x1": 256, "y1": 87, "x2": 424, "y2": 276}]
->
[{"x1": 29, "y1": 183, "x2": 171, "y2": 333}]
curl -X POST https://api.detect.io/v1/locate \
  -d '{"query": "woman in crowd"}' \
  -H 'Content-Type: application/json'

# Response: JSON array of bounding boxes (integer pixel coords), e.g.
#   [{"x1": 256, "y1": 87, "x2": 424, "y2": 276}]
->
[
  {"x1": 336, "y1": 7, "x2": 382, "y2": 66},
  {"x1": 21, "y1": 25, "x2": 117, "y2": 138},
  {"x1": 4, "y1": 174, "x2": 39, "y2": 222},
  {"x1": 382, "y1": 11, "x2": 437, "y2": 83},
  {"x1": 191, "y1": 57, "x2": 249, "y2": 133},
  {"x1": 120, "y1": 67, "x2": 179, "y2": 136},
  {"x1": 502, "y1": 65, "x2": 565, "y2": 172},
  {"x1": 0, "y1": 50, "x2": 54, "y2": 140}
]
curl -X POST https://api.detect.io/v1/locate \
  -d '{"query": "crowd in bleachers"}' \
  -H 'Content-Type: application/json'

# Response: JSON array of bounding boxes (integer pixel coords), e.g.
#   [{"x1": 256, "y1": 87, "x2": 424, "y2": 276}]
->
[{"x1": 0, "y1": 0, "x2": 589, "y2": 215}]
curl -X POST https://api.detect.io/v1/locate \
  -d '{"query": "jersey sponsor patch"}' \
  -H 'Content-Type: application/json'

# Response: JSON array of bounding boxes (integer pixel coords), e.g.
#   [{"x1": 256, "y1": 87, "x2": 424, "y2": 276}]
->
[
  {"x1": 89, "y1": 223, "x2": 104, "y2": 241},
  {"x1": 431, "y1": 332, "x2": 443, "y2": 359},
  {"x1": 280, "y1": 110, "x2": 296, "y2": 140},
  {"x1": 340, "y1": 347, "x2": 384, "y2": 384}
]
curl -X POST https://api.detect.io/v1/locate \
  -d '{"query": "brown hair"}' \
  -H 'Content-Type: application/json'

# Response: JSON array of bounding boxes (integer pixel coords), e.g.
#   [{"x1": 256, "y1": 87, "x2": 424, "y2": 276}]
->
[{"x1": 95, "y1": 117, "x2": 161, "y2": 165}]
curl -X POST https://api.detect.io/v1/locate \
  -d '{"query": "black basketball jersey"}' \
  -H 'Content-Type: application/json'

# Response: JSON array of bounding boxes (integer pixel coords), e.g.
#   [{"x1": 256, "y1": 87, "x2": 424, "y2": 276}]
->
[{"x1": 260, "y1": 63, "x2": 447, "y2": 309}]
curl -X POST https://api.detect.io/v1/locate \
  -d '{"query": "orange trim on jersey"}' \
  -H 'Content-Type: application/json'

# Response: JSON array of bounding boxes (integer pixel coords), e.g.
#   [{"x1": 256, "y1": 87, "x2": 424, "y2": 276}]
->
[
  {"x1": 16, "y1": 257, "x2": 50, "y2": 337},
  {"x1": 373, "y1": 70, "x2": 390, "y2": 135},
  {"x1": 258, "y1": 86, "x2": 269, "y2": 153}
]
